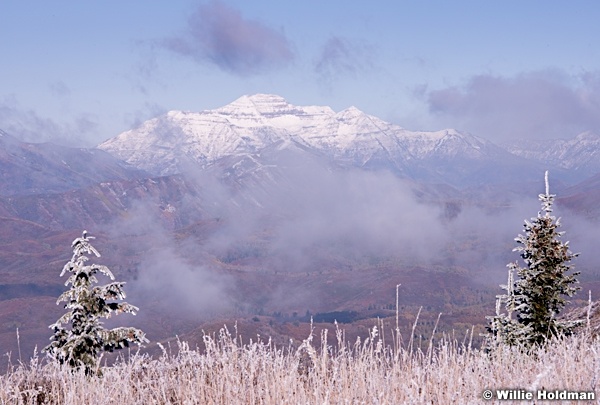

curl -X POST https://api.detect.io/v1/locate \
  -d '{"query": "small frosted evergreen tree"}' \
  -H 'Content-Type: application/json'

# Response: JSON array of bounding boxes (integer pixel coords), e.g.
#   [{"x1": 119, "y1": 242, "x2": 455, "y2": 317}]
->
[
  {"x1": 44, "y1": 231, "x2": 148, "y2": 375},
  {"x1": 487, "y1": 171, "x2": 581, "y2": 348}
]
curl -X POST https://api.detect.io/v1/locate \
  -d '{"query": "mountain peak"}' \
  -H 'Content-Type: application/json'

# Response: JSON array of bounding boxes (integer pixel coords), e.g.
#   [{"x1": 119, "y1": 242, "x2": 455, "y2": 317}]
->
[
  {"x1": 216, "y1": 94, "x2": 295, "y2": 116},
  {"x1": 574, "y1": 130, "x2": 600, "y2": 142},
  {"x1": 337, "y1": 106, "x2": 364, "y2": 117},
  {"x1": 246, "y1": 93, "x2": 288, "y2": 104},
  {"x1": 234, "y1": 93, "x2": 290, "y2": 107}
]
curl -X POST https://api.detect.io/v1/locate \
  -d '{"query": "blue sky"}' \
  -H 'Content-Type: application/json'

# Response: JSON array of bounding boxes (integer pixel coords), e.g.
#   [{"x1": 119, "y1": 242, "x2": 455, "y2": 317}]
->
[{"x1": 2, "y1": 1, "x2": 600, "y2": 146}]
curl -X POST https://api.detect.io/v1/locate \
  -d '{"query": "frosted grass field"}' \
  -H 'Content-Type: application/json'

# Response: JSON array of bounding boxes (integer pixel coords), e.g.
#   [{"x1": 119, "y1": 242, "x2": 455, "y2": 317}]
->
[{"x1": 1, "y1": 323, "x2": 598, "y2": 404}]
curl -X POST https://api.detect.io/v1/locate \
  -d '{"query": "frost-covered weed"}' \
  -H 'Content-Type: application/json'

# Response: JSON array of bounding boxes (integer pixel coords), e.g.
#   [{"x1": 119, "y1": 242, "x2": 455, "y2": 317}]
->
[{"x1": 2, "y1": 326, "x2": 599, "y2": 404}]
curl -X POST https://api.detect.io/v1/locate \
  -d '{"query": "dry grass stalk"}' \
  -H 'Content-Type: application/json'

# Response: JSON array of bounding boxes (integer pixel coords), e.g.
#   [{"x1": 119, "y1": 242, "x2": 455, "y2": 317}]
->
[{"x1": 2, "y1": 323, "x2": 599, "y2": 404}]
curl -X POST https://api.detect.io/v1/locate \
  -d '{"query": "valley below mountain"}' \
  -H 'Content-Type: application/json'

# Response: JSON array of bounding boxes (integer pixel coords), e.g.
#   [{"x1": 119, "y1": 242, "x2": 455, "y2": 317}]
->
[{"x1": 1, "y1": 94, "x2": 599, "y2": 357}]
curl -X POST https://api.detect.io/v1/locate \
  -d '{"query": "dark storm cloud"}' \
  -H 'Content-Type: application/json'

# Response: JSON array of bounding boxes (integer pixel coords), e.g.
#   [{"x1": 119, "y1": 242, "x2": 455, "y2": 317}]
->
[
  {"x1": 162, "y1": 1, "x2": 294, "y2": 76},
  {"x1": 314, "y1": 36, "x2": 376, "y2": 85},
  {"x1": 425, "y1": 70, "x2": 600, "y2": 141}
]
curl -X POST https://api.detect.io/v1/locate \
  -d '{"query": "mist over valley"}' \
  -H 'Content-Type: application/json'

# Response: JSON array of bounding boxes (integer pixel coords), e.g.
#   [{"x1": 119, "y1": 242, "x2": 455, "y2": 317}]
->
[{"x1": 1, "y1": 95, "x2": 599, "y2": 355}]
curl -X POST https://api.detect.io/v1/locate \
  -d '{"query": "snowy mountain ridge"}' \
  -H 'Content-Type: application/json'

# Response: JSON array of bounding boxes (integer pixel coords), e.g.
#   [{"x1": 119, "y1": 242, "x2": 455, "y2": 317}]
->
[
  {"x1": 502, "y1": 131, "x2": 600, "y2": 176},
  {"x1": 98, "y1": 94, "x2": 501, "y2": 177}
]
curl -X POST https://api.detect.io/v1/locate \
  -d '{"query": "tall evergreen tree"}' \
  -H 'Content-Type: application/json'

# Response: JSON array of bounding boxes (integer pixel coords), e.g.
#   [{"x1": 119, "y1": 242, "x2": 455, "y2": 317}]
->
[
  {"x1": 487, "y1": 172, "x2": 581, "y2": 348},
  {"x1": 44, "y1": 231, "x2": 148, "y2": 375}
]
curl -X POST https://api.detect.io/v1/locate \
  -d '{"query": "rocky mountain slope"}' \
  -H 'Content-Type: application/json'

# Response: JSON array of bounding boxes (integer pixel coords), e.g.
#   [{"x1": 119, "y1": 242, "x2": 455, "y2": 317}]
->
[{"x1": 0, "y1": 129, "x2": 147, "y2": 196}]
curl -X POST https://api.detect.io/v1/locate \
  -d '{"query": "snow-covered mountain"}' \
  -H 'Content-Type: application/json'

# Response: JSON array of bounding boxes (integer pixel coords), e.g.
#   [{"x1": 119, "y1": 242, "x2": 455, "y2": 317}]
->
[
  {"x1": 99, "y1": 94, "x2": 540, "y2": 186},
  {"x1": 502, "y1": 131, "x2": 600, "y2": 178}
]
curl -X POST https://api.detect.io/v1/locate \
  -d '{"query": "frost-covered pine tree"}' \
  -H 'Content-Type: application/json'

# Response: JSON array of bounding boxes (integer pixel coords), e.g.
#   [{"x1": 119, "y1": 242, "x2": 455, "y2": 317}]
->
[
  {"x1": 487, "y1": 171, "x2": 581, "y2": 348},
  {"x1": 43, "y1": 231, "x2": 148, "y2": 375}
]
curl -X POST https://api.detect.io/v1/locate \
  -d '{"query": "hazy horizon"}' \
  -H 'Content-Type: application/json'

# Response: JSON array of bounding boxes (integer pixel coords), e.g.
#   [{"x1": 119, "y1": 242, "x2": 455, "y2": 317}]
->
[{"x1": 2, "y1": 2, "x2": 600, "y2": 147}]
